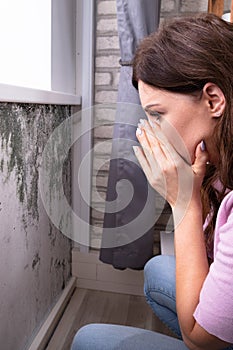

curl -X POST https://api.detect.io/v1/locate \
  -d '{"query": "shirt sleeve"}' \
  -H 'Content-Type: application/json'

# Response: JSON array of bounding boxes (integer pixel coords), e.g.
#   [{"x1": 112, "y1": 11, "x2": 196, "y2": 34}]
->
[{"x1": 193, "y1": 194, "x2": 233, "y2": 343}]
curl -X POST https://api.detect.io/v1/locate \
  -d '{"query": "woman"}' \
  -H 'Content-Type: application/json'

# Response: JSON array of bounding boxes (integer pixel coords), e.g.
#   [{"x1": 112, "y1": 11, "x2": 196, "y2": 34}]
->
[{"x1": 71, "y1": 14, "x2": 233, "y2": 350}]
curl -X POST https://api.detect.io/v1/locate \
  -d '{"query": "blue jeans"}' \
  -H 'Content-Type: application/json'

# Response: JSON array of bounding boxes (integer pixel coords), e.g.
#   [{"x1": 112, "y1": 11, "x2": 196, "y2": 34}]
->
[
  {"x1": 144, "y1": 255, "x2": 181, "y2": 338},
  {"x1": 144, "y1": 255, "x2": 233, "y2": 350},
  {"x1": 71, "y1": 255, "x2": 233, "y2": 350},
  {"x1": 71, "y1": 323, "x2": 189, "y2": 350}
]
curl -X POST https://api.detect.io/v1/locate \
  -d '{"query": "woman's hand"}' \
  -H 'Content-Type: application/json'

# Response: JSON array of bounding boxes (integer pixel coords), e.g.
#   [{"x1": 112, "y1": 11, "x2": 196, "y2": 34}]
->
[
  {"x1": 133, "y1": 119, "x2": 208, "y2": 221},
  {"x1": 134, "y1": 119, "x2": 221, "y2": 349}
]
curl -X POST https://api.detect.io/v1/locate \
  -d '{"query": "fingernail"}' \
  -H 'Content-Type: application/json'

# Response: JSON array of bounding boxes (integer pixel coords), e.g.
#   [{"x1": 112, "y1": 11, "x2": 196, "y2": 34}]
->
[
  {"x1": 139, "y1": 119, "x2": 145, "y2": 126},
  {"x1": 136, "y1": 127, "x2": 142, "y2": 135},
  {"x1": 201, "y1": 140, "x2": 206, "y2": 151},
  {"x1": 132, "y1": 146, "x2": 138, "y2": 154}
]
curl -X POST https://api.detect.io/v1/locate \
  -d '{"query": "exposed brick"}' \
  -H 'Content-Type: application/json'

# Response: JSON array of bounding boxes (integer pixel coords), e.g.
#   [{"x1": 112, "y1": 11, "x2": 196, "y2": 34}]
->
[
  {"x1": 180, "y1": 0, "x2": 207, "y2": 13},
  {"x1": 94, "y1": 140, "x2": 112, "y2": 155},
  {"x1": 97, "y1": 36, "x2": 120, "y2": 51},
  {"x1": 90, "y1": 238, "x2": 101, "y2": 250},
  {"x1": 113, "y1": 71, "x2": 120, "y2": 87},
  {"x1": 95, "y1": 72, "x2": 112, "y2": 86},
  {"x1": 91, "y1": 188, "x2": 106, "y2": 204},
  {"x1": 92, "y1": 208, "x2": 105, "y2": 221},
  {"x1": 90, "y1": 224, "x2": 103, "y2": 235},
  {"x1": 98, "y1": 1, "x2": 117, "y2": 15},
  {"x1": 91, "y1": 219, "x2": 104, "y2": 229},
  {"x1": 92, "y1": 174, "x2": 109, "y2": 189},
  {"x1": 91, "y1": 199, "x2": 106, "y2": 213},
  {"x1": 93, "y1": 157, "x2": 110, "y2": 173},
  {"x1": 95, "y1": 90, "x2": 118, "y2": 104},
  {"x1": 161, "y1": 0, "x2": 176, "y2": 12},
  {"x1": 94, "y1": 106, "x2": 117, "y2": 124},
  {"x1": 96, "y1": 55, "x2": 120, "y2": 68},
  {"x1": 94, "y1": 125, "x2": 114, "y2": 139},
  {"x1": 97, "y1": 18, "x2": 118, "y2": 32}
]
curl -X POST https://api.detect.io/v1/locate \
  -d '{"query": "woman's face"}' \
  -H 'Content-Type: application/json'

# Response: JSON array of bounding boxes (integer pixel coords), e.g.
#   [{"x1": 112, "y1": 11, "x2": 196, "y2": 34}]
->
[{"x1": 138, "y1": 80, "x2": 218, "y2": 164}]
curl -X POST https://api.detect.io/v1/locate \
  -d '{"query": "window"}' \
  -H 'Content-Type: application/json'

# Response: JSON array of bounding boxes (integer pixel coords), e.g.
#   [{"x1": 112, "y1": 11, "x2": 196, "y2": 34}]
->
[
  {"x1": 0, "y1": 0, "x2": 51, "y2": 90},
  {"x1": 0, "y1": 0, "x2": 81, "y2": 105}
]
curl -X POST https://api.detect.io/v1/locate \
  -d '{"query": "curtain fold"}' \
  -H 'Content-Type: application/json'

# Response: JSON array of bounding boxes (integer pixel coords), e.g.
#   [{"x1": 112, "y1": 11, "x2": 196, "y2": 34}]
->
[{"x1": 100, "y1": 0, "x2": 162, "y2": 270}]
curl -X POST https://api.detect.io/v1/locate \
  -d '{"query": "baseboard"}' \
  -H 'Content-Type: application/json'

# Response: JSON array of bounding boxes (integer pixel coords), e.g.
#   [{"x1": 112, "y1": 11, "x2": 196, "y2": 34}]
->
[
  {"x1": 72, "y1": 249, "x2": 144, "y2": 296},
  {"x1": 28, "y1": 276, "x2": 76, "y2": 350}
]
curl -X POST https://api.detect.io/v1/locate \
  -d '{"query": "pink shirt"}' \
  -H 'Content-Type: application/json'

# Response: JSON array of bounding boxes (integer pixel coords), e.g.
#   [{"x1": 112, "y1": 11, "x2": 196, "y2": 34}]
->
[{"x1": 193, "y1": 190, "x2": 233, "y2": 343}]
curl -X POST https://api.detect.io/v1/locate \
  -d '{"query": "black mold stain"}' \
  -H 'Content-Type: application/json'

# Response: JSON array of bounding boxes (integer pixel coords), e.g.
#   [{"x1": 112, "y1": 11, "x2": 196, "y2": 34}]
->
[
  {"x1": 0, "y1": 103, "x2": 72, "y2": 226},
  {"x1": 32, "y1": 252, "x2": 41, "y2": 270},
  {"x1": 48, "y1": 223, "x2": 57, "y2": 246}
]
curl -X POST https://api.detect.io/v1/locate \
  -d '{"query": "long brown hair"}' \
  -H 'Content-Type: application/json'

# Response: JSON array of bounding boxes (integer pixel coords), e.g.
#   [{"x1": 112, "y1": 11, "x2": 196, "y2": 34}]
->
[{"x1": 132, "y1": 14, "x2": 233, "y2": 254}]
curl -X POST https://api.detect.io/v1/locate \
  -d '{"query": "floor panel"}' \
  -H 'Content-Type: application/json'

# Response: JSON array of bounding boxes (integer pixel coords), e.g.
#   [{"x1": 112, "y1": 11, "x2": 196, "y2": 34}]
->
[{"x1": 46, "y1": 288, "x2": 175, "y2": 350}]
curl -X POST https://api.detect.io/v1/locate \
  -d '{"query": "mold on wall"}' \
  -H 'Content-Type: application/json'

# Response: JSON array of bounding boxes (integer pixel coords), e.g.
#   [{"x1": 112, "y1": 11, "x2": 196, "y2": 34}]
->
[
  {"x1": 0, "y1": 104, "x2": 71, "y2": 220},
  {"x1": 0, "y1": 103, "x2": 72, "y2": 350}
]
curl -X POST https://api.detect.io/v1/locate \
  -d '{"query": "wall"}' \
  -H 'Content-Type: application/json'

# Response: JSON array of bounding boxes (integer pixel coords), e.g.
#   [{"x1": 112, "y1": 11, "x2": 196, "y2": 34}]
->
[
  {"x1": 91, "y1": 0, "x2": 232, "y2": 251},
  {"x1": 0, "y1": 103, "x2": 72, "y2": 350}
]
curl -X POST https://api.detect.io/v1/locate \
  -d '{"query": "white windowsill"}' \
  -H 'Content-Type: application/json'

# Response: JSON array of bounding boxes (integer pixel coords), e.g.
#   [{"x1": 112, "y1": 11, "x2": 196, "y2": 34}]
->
[{"x1": 0, "y1": 83, "x2": 81, "y2": 105}]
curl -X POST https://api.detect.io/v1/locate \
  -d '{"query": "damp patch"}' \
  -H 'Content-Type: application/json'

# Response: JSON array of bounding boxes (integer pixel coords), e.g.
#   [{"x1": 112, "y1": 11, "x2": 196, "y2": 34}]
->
[{"x1": 0, "y1": 103, "x2": 72, "y2": 224}]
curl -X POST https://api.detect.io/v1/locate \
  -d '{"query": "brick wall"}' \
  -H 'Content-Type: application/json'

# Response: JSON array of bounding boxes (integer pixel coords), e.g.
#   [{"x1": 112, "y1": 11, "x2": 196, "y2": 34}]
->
[
  {"x1": 91, "y1": 0, "x2": 232, "y2": 251},
  {"x1": 92, "y1": 0, "x2": 119, "y2": 248}
]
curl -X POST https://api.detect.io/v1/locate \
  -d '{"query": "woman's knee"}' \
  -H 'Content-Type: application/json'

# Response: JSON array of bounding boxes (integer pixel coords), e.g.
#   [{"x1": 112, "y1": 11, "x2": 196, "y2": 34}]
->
[
  {"x1": 71, "y1": 324, "x2": 101, "y2": 350},
  {"x1": 71, "y1": 323, "x2": 186, "y2": 350},
  {"x1": 71, "y1": 323, "x2": 124, "y2": 350},
  {"x1": 144, "y1": 255, "x2": 176, "y2": 300}
]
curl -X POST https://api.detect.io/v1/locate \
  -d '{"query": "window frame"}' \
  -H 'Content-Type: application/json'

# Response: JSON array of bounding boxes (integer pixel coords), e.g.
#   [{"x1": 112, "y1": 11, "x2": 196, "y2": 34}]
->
[{"x1": 71, "y1": 0, "x2": 95, "y2": 251}]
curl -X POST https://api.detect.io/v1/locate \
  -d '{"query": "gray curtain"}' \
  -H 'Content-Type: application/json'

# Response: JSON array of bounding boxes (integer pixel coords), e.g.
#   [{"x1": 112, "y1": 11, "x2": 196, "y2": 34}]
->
[{"x1": 100, "y1": 0, "x2": 162, "y2": 270}]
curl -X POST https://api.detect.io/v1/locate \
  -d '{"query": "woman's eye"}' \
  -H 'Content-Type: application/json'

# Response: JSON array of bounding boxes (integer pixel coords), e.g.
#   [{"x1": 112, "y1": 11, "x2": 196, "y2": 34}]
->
[{"x1": 148, "y1": 111, "x2": 161, "y2": 119}]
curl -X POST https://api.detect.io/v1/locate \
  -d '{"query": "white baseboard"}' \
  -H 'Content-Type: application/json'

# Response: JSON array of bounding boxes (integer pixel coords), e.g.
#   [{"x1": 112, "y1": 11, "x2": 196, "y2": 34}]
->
[
  {"x1": 27, "y1": 277, "x2": 76, "y2": 350},
  {"x1": 72, "y1": 249, "x2": 144, "y2": 296}
]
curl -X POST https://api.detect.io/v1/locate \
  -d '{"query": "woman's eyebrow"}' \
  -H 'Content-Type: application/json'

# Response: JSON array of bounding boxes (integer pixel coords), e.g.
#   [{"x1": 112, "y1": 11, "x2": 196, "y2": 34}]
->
[{"x1": 144, "y1": 103, "x2": 161, "y2": 111}]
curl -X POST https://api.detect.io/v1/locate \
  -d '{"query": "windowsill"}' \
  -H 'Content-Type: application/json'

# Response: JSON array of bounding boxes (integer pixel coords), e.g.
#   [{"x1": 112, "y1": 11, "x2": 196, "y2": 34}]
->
[{"x1": 0, "y1": 83, "x2": 81, "y2": 105}]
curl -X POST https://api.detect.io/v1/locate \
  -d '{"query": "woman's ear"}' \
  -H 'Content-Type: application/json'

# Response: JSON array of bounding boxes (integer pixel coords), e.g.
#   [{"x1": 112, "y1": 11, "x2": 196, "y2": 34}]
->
[{"x1": 202, "y1": 83, "x2": 226, "y2": 118}]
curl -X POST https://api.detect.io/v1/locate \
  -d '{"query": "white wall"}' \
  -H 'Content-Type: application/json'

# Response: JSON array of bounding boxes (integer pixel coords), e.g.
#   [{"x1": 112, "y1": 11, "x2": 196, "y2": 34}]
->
[{"x1": 0, "y1": 103, "x2": 71, "y2": 350}]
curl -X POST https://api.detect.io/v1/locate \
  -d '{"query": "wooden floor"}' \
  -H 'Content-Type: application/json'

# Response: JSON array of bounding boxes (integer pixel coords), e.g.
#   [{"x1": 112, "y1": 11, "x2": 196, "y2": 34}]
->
[{"x1": 46, "y1": 288, "x2": 175, "y2": 350}]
